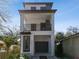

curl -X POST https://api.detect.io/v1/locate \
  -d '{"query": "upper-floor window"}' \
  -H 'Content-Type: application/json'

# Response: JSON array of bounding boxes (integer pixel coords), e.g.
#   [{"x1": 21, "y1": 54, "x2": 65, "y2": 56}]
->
[
  {"x1": 45, "y1": 20, "x2": 51, "y2": 30},
  {"x1": 31, "y1": 7, "x2": 36, "y2": 10},
  {"x1": 40, "y1": 7, "x2": 51, "y2": 10},
  {"x1": 31, "y1": 24, "x2": 36, "y2": 31},
  {"x1": 40, "y1": 23, "x2": 46, "y2": 31},
  {"x1": 40, "y1": 7, "x2": 46, "y2": 10}
]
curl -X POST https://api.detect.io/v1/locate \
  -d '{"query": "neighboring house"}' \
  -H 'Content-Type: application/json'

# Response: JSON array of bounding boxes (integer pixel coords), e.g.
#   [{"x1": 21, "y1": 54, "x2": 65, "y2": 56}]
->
[
  {"x1": 63, "y1": 33, "x2": 79, "y2": 59},
  {"x1": 19, "y1": 2, "x2": 57, "y2": 59}
]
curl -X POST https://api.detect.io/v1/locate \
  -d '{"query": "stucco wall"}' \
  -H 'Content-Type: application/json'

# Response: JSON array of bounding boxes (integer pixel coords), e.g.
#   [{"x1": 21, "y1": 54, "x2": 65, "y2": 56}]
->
[
  {"x1": 34, "y1": 35, "x2": 50, "y2": 41},
  {"x1": 63, "y1": 36, "x2": 79, "y2": 58}
]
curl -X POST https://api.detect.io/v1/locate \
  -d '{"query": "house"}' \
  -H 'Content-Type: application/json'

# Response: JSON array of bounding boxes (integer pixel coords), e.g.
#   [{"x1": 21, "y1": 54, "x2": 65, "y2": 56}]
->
[
  {"x1": 19, "y1": 2, "x2": 57, "y2": 59},
  {"x1": 63, "y1": 33, "x2": 79, "y2": 59}
]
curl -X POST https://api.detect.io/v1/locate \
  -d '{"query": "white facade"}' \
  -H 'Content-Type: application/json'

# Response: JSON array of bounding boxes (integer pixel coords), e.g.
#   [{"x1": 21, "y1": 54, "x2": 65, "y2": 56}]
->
[{"x1": 19, "y1": 2, "x2": 56, "y2": 59}]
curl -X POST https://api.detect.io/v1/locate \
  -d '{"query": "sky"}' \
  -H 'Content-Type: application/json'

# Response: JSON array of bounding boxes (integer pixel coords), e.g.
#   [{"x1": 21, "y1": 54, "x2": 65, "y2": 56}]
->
[{"x1": 4, "y1": 0, "x2": 79, "y2": 33}]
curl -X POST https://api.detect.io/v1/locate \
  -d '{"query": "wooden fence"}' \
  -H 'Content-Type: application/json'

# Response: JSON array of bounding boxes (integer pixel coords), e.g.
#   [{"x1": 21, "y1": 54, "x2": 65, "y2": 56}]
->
[{"x1": 0, "y1": 51, "x2": 7, "y2": 59}]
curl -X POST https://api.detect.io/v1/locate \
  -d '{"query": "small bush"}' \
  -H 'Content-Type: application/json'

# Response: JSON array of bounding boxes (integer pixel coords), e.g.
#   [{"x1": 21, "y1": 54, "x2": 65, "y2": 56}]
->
[
  {"x1": 7, "y1": 53, "x2": 20, "y2": 59},
  {"x1": 22, "y1": 54, "x2": 29, "y2": 59}
]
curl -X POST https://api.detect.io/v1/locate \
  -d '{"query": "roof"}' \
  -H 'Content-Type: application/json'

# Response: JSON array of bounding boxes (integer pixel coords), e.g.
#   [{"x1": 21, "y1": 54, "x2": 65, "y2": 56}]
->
[
  {"x1": 67, "y1": 33, "x2": 79, "y2": 38},
  {"x1": 19, "y1": 10, "x2": 57, "y2": 13},
  {"x1": 63, "y1": 33, "x2": 79, "y2": 41},
  {"x1": 23, "y1": 2, "x2": 53, "y2": 8},
  {"x1": 23, "y1": 2, "x2": 53, "y2": 5}
]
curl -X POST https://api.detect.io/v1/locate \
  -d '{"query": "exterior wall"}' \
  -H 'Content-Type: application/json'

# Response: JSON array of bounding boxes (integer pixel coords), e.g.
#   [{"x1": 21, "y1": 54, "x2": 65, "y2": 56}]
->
[
  {"x1": 34, "y1": 35, "x2": 50, "y2": 41},
  {"x1": 31, "y1": 31, "x2": 52, "y2": 35},
  {"x1": 73, "y1": 37, "x2": 79, "y2": 58},
  {"x1": 63, "y1": 39, "x2": 73, "y2": 56},
  {"x1": 23, "y1": 13, "x2": 52, "y2": 24},
  {"x1": 63, "y1": 36, "x2": 79, "y2": 58}
]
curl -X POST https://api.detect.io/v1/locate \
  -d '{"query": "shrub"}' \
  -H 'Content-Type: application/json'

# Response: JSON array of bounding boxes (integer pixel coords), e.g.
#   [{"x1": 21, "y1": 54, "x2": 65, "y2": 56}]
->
[{"x1": 22, "y1": 54, "x2": 29, "y2": 59}]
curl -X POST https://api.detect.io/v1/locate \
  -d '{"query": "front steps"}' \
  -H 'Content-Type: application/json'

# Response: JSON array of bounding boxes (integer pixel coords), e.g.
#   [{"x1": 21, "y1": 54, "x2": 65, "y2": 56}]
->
[{"x1": 30, "y1": 56, "x2": 58, "y2": 59}]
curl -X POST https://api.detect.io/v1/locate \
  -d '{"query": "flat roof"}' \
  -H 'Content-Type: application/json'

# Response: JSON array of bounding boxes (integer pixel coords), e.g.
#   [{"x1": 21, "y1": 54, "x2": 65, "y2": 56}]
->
[
  {"x1": 23, "y1": 2, "x2": 53, "y2": 7},
  {"x1": 23, "y1": 2, "x2": 53, "y2": 5},
  {"x1": 19, "y1": 10, "x2": 57, "y2": 13}
]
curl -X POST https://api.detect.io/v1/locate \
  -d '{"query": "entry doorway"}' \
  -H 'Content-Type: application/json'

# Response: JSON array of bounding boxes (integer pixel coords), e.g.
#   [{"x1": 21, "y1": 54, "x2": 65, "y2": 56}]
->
[{"x1": 35, "y1": 41, "x2": 49, "y2": 53}]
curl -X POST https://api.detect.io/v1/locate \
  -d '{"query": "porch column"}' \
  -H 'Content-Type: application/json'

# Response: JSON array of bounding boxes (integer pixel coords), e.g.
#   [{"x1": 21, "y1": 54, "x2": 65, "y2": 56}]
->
[
  {"x1": 20, "y1": 13, "x2": 24, "y2": 56},
  {"x1": 30, "y1": 34, "x2": 34, "y2": 55},
  {"x1": 20, "y1": 35, "x2": 23, "y2": 55},
  {"x1": 50, "y1": 14, "x2": 55, "y2": 56},
  {"x1": 20, "y1": 14, "x2": 24, "y2": 32}
]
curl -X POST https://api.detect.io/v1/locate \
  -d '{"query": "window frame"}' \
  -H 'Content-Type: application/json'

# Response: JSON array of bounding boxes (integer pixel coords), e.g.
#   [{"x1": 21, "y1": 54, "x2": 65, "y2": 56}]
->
[
  {"x1": 23, "y1": 35, "x2": 30, "y2": 52},
  {"x1": 31, "y1": 24, "x2": 36, "y2": 31}
]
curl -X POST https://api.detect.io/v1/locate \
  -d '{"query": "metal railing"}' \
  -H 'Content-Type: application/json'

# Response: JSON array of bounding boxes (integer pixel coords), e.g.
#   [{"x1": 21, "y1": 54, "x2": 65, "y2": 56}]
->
[{"x1": 23, "y1": 24, "x2": 51, "y2": 31}]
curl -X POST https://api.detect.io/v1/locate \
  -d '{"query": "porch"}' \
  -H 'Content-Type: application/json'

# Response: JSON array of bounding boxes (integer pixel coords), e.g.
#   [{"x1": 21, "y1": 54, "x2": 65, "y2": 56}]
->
[{"x1": 23, "y1": 35, "x2": 51, "y2": 55}]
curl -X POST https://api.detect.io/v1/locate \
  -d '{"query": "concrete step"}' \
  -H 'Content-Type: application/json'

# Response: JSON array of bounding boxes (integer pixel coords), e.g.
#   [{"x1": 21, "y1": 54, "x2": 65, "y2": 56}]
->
[{"x1": 31, "y1": 56, "x2": 58, "y2": 59}]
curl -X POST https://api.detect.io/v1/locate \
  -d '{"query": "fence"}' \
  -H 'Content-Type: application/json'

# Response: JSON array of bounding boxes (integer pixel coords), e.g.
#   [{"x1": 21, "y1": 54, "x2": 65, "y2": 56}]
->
[{"x1": 0, "y1": 51, "x2": 7, "y2": 59}]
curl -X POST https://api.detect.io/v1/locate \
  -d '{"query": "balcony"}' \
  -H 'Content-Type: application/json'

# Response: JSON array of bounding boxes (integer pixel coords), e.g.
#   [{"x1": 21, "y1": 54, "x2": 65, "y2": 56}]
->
[{"x1": 24, "y1": 24, "x2": 51, "y2": 31}]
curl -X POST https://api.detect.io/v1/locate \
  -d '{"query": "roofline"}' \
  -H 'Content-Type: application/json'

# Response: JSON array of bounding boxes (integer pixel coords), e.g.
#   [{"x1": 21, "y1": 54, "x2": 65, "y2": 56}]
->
[
  {"x1": 19, "y1": 10, "x2": 57, "y2": 13},
  {"x1": 63, "y1": 33, "x2": 79, "y2": 41},
  {"x1": 23, "y1": 2, "x2": 53, "y2": 5},
  {"x1": 23, "y1": 2, "x2": 53, "y2": 7}
]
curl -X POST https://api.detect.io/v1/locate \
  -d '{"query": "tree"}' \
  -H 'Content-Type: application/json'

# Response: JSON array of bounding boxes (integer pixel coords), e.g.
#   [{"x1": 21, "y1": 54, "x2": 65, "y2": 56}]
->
[
  {"x1": 67, "y1": 26, "x2": 79, "y2": 34},
  {"x1": 0, "y1": 25, "x2": 20, "y2": 48},
  {"x1": 65, "y1": 31, "x2": 72, "y2": 37},
  {"x1": 55, "y1": 32, "x2": 64, "y2": 57},
  {"x1": 55, "y1": 32, "x2": 65, "y2": 41},
  {"x1": 3, "y1": 26, "x2": 20, "y2": 45},
  {"x1": 3, "y1": 36, "x2": 14, "y2": 48}
]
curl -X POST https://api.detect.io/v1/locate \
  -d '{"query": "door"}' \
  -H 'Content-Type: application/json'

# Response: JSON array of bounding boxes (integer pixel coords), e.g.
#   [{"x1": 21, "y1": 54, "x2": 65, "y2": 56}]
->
[{"x1": 35, "y1": 42, "x2": 48, "y2": 53}]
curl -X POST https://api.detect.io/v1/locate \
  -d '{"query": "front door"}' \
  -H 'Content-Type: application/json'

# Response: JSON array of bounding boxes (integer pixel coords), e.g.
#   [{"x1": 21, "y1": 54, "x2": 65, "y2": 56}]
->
[{"x1": 35, "y1": 41, "x2": 48, "y2": 53}]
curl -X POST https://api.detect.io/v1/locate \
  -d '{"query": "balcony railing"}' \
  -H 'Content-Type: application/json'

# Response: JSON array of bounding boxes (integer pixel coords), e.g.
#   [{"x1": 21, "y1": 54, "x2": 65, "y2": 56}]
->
[{"x1": 23, "y1": 24, "x2": 51, "y2": 31}]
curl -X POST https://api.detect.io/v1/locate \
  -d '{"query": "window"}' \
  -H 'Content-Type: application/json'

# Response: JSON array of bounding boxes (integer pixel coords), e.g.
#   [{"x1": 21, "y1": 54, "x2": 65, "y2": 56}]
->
[
  {"x1": 31, "y1": 7, "x2": 36, "y2": 10},
  {"x1": 40, "y1": 7, "x2": 47, "y2": 10},
  {"x1": 46, "y1": 20, "x2": 51, "y2": 30},
  {"x1": 31, "y1": 24, "x2": 36, "y2": 31},
  {"x1": 23, "y1": 36, "x2": 30, "y2": 52},
  {"x1": 40, "y1": 23, "x2": 46, "y2": 31}
]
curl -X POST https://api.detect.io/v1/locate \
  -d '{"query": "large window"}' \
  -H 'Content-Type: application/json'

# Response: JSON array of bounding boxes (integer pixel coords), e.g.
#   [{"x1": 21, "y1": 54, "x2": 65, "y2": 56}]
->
[{"x1": 23, "y1": 36, "x2": 30, "y2": 52}]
